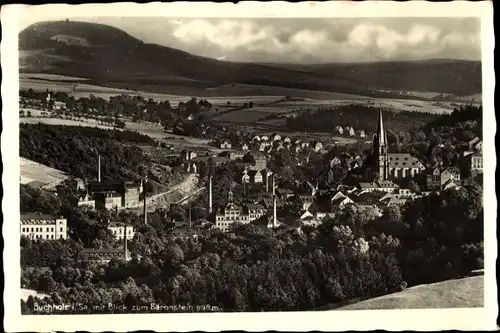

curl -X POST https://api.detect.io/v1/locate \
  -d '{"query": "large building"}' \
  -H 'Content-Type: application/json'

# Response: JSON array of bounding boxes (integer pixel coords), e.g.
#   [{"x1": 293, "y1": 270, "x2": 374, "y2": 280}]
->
[
  {"x1": 373, "y1": 109, "x2": 425, "y2": 180},
  {"x1": 214, "y1": 188, "x2": 269, "y2": 232},
  {"x1": 87, "y1": 180, "x2": 142, "y2": 210},
  {"x1": 20, "y1": 213, "x2": 68, "y2": 240},
  {"x1": 107, "y1": 222, "x2": 135, "y2": 240}
]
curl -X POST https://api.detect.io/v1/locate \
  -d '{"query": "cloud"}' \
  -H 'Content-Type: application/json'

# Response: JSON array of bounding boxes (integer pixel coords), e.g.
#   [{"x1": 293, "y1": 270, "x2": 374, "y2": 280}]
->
[
  {"x1": 164, "y1": 18, "x2": 480, "y2": 63},
  {"x1": 23, "y1": 16, "x2": 481, "y2": 63}
]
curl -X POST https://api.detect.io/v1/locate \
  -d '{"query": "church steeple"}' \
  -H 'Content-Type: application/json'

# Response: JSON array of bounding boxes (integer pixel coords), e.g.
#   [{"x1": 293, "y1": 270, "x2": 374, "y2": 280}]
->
[
  {"x1": 376, "y1": 108, "x2": 387, "y2": 147},
  {"x1": 373, "y1": 107, "x2": 389, "y2": 180}
]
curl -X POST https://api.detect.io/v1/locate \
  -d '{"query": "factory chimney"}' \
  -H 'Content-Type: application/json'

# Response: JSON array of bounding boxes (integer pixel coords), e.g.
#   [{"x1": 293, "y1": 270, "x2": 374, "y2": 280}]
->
[
  {"x1": 208, "y1": 174, "x2": 213, "y2": 214},
  {"x1": 143, "y1": 193, "x2": 147, "y2": 224},
  {"x1": 98, "y1": 154, "x2": 101, "y2": 182},
  {"x1": 272, "y1": 174, "x2": 277, "y2": 228},
  {"x1": 123, "y1": 225, "x2": 128, "y2": 261},
  {"x1": 188, "y1": 208, "x2": 192, "y2": 229}
]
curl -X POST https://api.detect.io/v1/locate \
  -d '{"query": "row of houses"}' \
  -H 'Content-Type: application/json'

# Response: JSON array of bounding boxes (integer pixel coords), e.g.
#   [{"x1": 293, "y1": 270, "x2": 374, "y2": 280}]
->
[{"x1": 334, "y1": 125, "x2": 366, "y2": 138}]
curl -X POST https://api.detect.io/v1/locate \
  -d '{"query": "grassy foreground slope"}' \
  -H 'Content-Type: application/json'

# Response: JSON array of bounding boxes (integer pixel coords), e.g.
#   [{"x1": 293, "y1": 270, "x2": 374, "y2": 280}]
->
[{"x1": 335, "y1": 276, "x2": 484, "y2": 310}]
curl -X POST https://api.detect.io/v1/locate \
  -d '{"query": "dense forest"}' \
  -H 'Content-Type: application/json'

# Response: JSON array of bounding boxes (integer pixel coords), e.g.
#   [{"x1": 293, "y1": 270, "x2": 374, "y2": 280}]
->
[
  {"x1": 21, "y1": 145, "x2": 483, "y2": 313},
  {"x1": 285, "y1": 104, "x2": 439, "y2": 134},
  {"x1": 19, "y1": 123, "x2": 158, "y2": 182}
]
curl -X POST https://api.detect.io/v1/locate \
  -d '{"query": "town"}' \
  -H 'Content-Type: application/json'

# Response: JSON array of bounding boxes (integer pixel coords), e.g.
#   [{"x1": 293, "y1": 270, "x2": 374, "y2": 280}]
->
[
  {"x1": 20, "y1": 88, "x2": 484, "y2": 313},
  {"x1": 17, "y1": 17, "x2": 485, "y2": 315}
]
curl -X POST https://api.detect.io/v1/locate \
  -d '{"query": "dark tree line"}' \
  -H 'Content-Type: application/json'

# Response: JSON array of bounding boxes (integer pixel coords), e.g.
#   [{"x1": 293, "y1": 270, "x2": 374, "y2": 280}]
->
[
  {"x1": 286, "y1": 104, "x2": 439, "y2": 134},
  {"x1": 20, "y1": 123, "x2": 157, "y2": 182}
]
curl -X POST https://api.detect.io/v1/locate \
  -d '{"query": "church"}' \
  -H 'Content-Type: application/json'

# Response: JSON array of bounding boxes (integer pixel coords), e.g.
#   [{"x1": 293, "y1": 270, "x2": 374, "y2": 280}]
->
[{"x1": 373, "y1": 109, "x2": 425, "y2": 180}]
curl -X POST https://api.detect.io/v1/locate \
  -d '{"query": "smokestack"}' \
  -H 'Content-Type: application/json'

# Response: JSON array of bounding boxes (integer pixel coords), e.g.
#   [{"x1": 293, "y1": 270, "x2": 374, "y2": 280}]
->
[
  {"x1": 272, "y1": 174, "x2": 276, "y2": 196},
  {"x1": 188, "y1": 208, "x2": 192, "y2": 229},
  {"x1": 208, "y1": 174, "x2": 213, "y2": 214},
  {"x1": 265, "y1": 171, "x2": 269, "y2": 192},
  {"x1": 98, "y1": 154, "x2": 101, "y2": 182},
  {"x1": 143, "y1": 191, "x2": 147, "y2": 224},
  {"x1": 273, "y1": 194, "x2": 277, "y2": 228},
  {"x1": 123, "y1": 224, "x2": 128, "y2": 261}
]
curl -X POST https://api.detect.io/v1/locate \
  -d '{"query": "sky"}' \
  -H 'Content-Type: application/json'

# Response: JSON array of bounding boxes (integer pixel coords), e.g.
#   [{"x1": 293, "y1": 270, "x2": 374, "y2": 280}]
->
[{"x1": 20, "y1": 16, "x2": 481, "y2": 64}]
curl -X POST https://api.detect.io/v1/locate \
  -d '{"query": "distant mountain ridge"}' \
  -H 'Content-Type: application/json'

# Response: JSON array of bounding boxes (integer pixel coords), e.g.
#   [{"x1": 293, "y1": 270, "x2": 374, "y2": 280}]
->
[{"x1": 19, "y1": 21, "x2": 482, "y2": 97}]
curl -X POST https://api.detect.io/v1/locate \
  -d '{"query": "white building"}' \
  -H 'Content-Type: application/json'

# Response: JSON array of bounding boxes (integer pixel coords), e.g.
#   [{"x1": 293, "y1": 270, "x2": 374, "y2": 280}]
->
[
  {"x1": 77, "y1": 193, "x2": 95, "y2": 209},
  {"x1": 20, "y1": 213, "x2": 68, "y2": 240},
  {"x1": 107, "y1": 222, "x2": 135, "y2": 240}
]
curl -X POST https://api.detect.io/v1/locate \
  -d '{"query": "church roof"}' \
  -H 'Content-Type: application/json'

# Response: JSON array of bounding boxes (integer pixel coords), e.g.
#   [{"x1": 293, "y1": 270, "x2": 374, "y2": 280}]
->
[{"x1": 388, "y1": 153, "x2": 421, "y2": 168}]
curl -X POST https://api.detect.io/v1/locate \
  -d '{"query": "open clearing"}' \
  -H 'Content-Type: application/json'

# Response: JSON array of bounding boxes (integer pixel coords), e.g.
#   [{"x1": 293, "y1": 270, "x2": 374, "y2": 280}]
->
[
  {"x1": 21, "y1": 288, "x2": 50, "y2": 302},
  {"x1": 20, "y1": 117, "x2": 117, "y2": 130},
  {"x1": 20, "y1": 157, "x2": 69, "y2": 189},
  {"x1": 334, "y1": 276, "x2": 484, "y2": 310}
]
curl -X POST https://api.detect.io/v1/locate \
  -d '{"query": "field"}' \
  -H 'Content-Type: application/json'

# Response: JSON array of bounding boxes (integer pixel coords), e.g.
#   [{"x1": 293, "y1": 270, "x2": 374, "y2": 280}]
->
[
  {"x1": 20, "y1": 157, "x2": 69, "y2": 189},
  {"x1": 20, "y1": 117, "x2": 117, "y2": 130},
  {"x1": 334, "y1": 276, "x2": 484, "y2": 310}
]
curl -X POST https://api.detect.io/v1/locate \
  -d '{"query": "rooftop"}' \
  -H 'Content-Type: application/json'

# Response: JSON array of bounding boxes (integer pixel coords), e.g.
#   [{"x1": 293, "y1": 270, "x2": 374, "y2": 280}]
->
[{"x1": 21, "y1": 213, "x2": 63, "y2": 223}]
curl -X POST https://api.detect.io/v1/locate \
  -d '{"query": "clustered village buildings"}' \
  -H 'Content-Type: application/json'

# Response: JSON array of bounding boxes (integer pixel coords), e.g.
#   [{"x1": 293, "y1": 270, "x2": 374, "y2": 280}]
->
[{"x1": 21, "y1": 108, "x2": 483, "y2": 261}]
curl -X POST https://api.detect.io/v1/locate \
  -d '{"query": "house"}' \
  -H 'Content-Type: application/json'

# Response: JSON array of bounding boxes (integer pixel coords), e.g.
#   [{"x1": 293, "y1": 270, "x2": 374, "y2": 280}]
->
[
  {"x1": 386, "y1": 197, "x2": 408, "y2": 208},
  {"x1": 297, "y1": 194, "x2": 314, "y2": 211},
  {"x1": 20, "y1": 213, "x2": 68, "y2": 240},
  {"x1": 442, "y1": 179, "x2": 462, "y2": 191},
  {"x1": 276, "y1": 188, "x2": 294, "y2": 200},
  {"x1": 348, "y1": 127, "x2": 355, "y2": 136},
  {"x1": 250, "y1": 154, "x2": 267, "y2": 171},
  {"x1": 301, "y1": 142, "x2": 310, "y2": 149},
  {"x1": 359, "y1": 130, "x2": 366, "y2": 138},
  {"x1": 249, "y1": 170, "x2": 263, "y2": 183},
  {"x1": 105, "y1": 192, "x2": 123, "y2": 210},
  {"x1": 359, "y1": 180, "x2": 400, "y2": 193},
  {"x1": 283, "y1": 137, "x2": 291, "y2": 143},
  {"x1": 261, "y1": 135, "x2": 269, "y2": 142},
  {"x1": 229, "y1": 151, "x2": 245, "y2": 160},
  {"x1": 335, "y1": 126, "x2": 344, "y2": 134},
  {"x1": 187, "y1": 113, "x2": 194, "y2": 121},
  {"x1": 330, "y1": 191, "x2": 355, "y2": 211},
  {"x1": 252, "y1": 135, "x2": 261, "y2": 142},
  {"x1": 77, "y1": 193, "x2": 95, "y2": 209},
  {"x1": 220, "y1": 141, "x2": 232, "y2": 149},
  {"x1": 468, "y1": 152, "x2": 483, "y2": 177},
  {"x1": 214, "y1": 200, "x2": 250, "y2": 232},
  {"x1": 79, "y1": 248, "x2": 131, "y2": 264},
  {"x1": 107, "y1": 222, "x2": 135, "y2": 240},
  {"x1": 241, "y1": 143, "x2": 249, "y2": 151},
  {"x1": 330, "y1": 157, "x2": 342, "y2": 168},
  {"x1": 271, "y1": 133, "x2": 281, "y2": 142},
  {"x1": 70, "y1": 178, "x2": 86, "y2": 192},
  {"x1": 426, "y1": 166, "x2": 461, "y2": 190},
  {"x1": 468, "y1": 137, "x2": 482, "y2": 151},
  {"x1": 245, "y1": 203, "x2": 267, "y2": 222},
  {"x1": 426, "y1": 166, "x2": 442, "y2": 190},
  {"x1": 294, "y1": 139, "x2": 302, "y2": 145},
  {"x1": 311, "y1": 141, "x2": 323, "y2": 152}
]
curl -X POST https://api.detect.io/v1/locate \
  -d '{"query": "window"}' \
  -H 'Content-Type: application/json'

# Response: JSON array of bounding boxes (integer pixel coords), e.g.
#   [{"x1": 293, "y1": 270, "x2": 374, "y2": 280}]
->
[
  {"x1": 31, "y1": 228, "x2": 34, "y2": 232},
  {"x1": 51, "y1": 235, "x2": 54, "y2": 239},
  {"x1": 51, "y1": 227, "x2": 54, "y2": 232},
  {"x1": 60, "y1": 227, "x2": 63, "y2": 232}
]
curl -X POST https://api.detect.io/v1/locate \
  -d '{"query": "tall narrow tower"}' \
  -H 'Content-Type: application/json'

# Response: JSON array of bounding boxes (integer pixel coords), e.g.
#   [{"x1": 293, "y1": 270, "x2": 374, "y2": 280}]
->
[
  {"x1": 123, "y1": 225, "x2": 128, "y2": 261},
  {"x1": 373, "y1": 108, "x2": 389, "y2": 180},
  {"x1": 97, "y1": 154, "x2": 101, "y2": 182},
  {"x1": 272, "y1": 174, "x2": 277, "y2": 228},
  {"x1": 208, "y1": 174, "x2": 213, "y2": 213}
]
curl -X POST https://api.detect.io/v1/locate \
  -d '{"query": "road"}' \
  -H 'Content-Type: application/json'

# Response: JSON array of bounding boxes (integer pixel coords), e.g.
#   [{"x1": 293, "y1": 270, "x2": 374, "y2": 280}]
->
[{"x1": 127, "y1": 173, "x2": 201, "y2": 211}]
